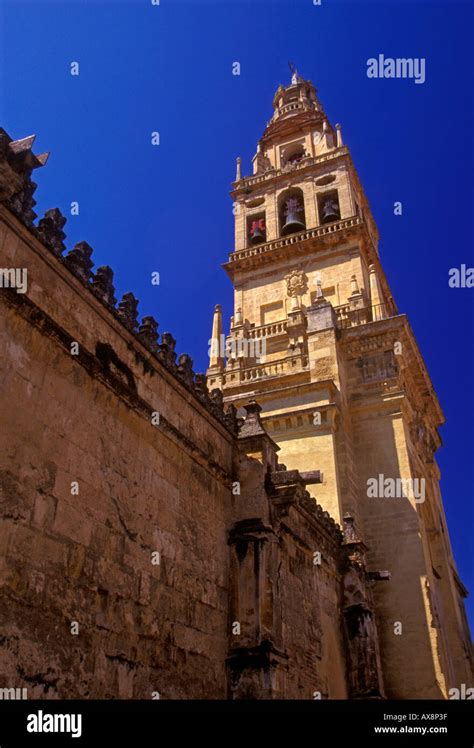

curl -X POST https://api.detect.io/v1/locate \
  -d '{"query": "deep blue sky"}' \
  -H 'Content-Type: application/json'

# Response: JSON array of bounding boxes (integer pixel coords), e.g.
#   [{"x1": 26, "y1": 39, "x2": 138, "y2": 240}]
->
[{"x1": 1, "y1": 0, "x2": 473, "y2": 630}]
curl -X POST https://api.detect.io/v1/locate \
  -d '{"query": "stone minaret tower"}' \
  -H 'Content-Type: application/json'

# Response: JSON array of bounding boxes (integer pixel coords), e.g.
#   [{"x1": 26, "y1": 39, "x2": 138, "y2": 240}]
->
[{"x1": 207, "y1": 68, "x2": 473, "y2": 698}]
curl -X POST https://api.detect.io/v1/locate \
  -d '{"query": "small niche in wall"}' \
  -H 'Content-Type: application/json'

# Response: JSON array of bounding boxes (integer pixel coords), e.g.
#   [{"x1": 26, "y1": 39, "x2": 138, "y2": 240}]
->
[
  {"x1": 245, "y1": 197, "x2": 265, "y2": 208},
  {"x1": 315, "y1": 174, "x2": 336, "y2": 187}
]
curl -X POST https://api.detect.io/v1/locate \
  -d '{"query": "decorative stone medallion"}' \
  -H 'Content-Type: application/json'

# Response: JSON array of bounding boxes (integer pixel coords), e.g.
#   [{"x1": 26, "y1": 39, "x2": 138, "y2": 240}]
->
[{"x1": 285, "y1": 268, "x2": 308, "y2": 297}]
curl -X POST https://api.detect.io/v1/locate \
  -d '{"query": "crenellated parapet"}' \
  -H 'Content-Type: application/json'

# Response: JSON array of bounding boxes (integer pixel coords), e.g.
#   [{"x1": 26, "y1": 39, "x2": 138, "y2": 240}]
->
[
  {"x1": 0, "y1": 128, "x2": 48, "y2": 226},
  {"x1": 0, "y1": 127, "x2": 237, "y2": 435},
  {"x1": 64, "y1": 240, "x2": 94, "y2": 283},
  {"x1": 37, "y1": 207, "x2": 67, "y2": 256}
]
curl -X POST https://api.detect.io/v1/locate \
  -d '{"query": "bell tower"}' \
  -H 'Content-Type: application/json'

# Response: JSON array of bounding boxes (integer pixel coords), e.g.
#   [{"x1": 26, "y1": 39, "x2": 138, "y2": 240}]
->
[
  {"x1": 207, "y1": 68, "x2": 473, "y2": 699},
  {"x1": 207, "y1": 67, "x2": 393, "y2": 525}
]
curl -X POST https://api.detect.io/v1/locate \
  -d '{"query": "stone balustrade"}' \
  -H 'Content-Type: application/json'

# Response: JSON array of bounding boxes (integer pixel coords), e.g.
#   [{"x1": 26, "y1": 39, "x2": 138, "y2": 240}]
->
[
  {"x1": 224, "y1": 353, "x2": 309, "y2": 386},
  {"x1": 246, "y1": 319, "x2": 288, "y2": 339},
  {"x1": 229, "y1": 215, "x2": 362, "y2": 262},
  {"x1": 233, "y1": 147, "x2": 348, "y2": 189}
]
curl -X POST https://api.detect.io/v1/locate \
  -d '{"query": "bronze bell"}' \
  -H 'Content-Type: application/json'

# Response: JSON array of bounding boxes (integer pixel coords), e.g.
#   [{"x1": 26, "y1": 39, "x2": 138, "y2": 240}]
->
[
  {"x1": 250, "y1": 225, "x2": 265, "y2": 244},
  {"x1": 282, "y1": 197, "x2": 305, "y2": 236},
  {"x1": 249, "y1": 219, "x2": 265, "y2": 245},
  {"x1": 321, "y1": 197, "x2": 340, "y2": 224}
]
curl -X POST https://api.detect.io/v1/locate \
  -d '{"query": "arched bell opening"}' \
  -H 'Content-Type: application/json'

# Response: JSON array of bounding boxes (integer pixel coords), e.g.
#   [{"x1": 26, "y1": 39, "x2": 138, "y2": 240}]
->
[
  {"x1": 247, "y1": 212, "x2": 266, "y2": 246},
  {"x1": 280, "y1": 141, "x2": 306, "y2": 168},
  {"x1": 318, "y1": 189, "x2": 341, "y2": 225},
  {"x1": 278, "y1": 187, "x2": 306, "y2": 237}
]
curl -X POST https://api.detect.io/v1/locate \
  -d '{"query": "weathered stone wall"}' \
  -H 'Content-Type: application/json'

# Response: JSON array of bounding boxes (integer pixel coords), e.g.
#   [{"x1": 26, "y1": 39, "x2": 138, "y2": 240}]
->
[
  {"x1": 0, "y1": 207, "x2": 235, "y2": 698},
  {"x1": 276, "y1": 504, "x2": 348, "y2": 699}
]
